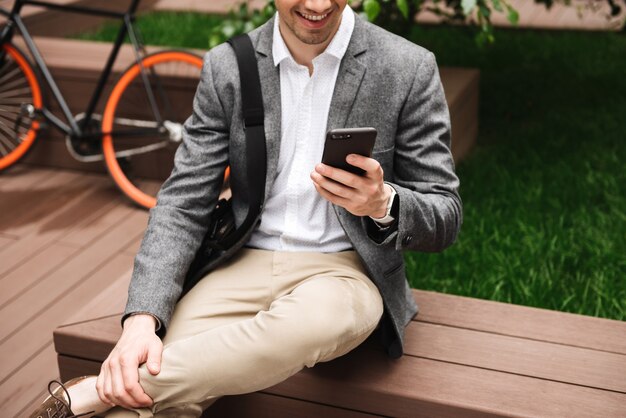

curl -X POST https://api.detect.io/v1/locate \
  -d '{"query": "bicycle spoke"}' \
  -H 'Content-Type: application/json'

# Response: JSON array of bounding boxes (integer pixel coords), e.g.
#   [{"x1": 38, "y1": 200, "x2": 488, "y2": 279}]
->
[
  {"x1": 0, "y1": 66, "x2": 21, "y2": 85},
  {"x1": 0, "y1": 135, "x2": 15, "y2": 155},
  {"x1": 0, "y1": 120, "x2": 22, "y2": 142},
  {"x1": 0, "y1": 136, "x2": 12, "y2": 156},
  {"x1": 0, "y1": 98, "x2": 35, "y2": 104},
  {"x1": 0, "y1": 77, "x2": 30, "y2": 93},
  {"x1": 0, "y1": 115, "x2": 26, "y2": 133},
  {"x1": 0, "y1": 44, "x2": 41, "y2": 171},
  {"x1": 0, "y1": 105, "x2": 23, "y2": 114},
  {"x1": 0, "y1": 111, "x2": 20, "y2": 125},
  {"x1": 0, "y1": 87, "x2": 32, "y2": 100}
]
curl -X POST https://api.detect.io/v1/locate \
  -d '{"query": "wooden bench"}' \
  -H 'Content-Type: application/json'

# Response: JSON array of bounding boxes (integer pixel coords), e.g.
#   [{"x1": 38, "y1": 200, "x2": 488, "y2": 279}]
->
[{"x1": 54, "y1": 289, "x2": 626, "y2": 417}]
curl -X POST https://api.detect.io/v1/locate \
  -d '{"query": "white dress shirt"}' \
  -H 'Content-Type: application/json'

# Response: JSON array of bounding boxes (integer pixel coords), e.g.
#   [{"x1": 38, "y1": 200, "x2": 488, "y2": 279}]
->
[{"x1": 247, "y1": 7, "x2": 355, "y2": 252}]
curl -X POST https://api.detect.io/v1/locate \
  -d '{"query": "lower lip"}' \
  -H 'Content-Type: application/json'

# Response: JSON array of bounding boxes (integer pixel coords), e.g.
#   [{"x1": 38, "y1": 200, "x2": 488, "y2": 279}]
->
[{"x1": 296, "y1": 11, "x2": 332, "y2": 29}]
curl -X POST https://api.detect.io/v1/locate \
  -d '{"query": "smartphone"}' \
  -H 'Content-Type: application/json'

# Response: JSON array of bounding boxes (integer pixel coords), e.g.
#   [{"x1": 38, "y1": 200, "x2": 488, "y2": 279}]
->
[{"x1": 321, "y1": 127, "x2": 377, "y2": 176}]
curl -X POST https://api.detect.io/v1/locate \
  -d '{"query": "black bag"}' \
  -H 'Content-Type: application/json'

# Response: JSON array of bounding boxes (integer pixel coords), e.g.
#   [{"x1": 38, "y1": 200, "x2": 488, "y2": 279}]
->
[{"x1": 182, "y1": 34, "x2": 267, "y2": 294}]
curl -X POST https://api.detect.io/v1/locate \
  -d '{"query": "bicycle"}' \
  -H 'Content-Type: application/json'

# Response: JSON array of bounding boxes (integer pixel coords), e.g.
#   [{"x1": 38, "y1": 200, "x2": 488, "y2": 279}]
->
[{"x1": 0, "y1": 0, "x2": 212, "y2": 208}]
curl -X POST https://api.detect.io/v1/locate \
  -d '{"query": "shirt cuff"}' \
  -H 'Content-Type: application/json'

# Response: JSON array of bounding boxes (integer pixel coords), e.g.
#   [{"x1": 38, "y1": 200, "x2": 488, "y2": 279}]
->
[{"x1": 127, "y1": 311, "x2": 162, "y2": 332}]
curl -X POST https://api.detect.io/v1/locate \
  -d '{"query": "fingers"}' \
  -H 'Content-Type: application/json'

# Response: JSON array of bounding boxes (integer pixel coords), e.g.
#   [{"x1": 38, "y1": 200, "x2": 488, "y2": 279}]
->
[
  {"x1": 120, "y1": 357, "x2": 153, "y2": 406},
  {"x1": 311, "y1": 157, "x2": 388, "y2": 217},
  {"x1": 345, "y1": 154, "x2": 384, "y2": 179},
  {"x1": 104, "y1": 353, "x2": 151, "y2": 408},
  {"x1": 96, "y1": 362, "x2": 115, "y2": 407},
  {"x1": 314, "y1": 163, "x2": 362, "y2": 189},
  {"x1": 146, "y1": 342, "x2": 162, "y2": 375},
  {"x1": 310, "y1": 170, "x2": 354, "y2": 200},
  {"x1": 312, "y1": 179, "x2": 350, "y2": 208}
]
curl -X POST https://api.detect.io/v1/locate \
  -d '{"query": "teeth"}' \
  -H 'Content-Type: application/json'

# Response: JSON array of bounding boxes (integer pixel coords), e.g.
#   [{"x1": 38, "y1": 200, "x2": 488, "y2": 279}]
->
[{"x1": 301, "y1": 12, "x2": 328, "y2": 21}]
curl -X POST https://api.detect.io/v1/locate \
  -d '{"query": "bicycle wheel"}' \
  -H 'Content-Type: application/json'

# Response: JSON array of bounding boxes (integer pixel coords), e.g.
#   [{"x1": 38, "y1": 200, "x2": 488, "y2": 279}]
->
[
  {"x1": 0, "y1": 43, "x2": 42, "y2": 171},
  {"x1": 102, "y1": 50, "x2": 206, "y2": 209}
]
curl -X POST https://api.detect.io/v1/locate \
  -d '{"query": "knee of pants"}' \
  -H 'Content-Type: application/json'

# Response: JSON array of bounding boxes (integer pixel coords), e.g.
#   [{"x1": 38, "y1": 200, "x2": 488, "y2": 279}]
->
[{"x1": 274, "y1": 277, "x2": 384, "y2": 357}]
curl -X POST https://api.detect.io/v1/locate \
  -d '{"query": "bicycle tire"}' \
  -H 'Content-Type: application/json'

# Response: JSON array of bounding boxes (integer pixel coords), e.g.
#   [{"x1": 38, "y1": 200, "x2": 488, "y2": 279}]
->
[
  {"x1": 102, "y1": 50, "x2": 231, "y2": 209},
  {"x1": 0, "y1": 42, "x2": 43, "y2": 171}
]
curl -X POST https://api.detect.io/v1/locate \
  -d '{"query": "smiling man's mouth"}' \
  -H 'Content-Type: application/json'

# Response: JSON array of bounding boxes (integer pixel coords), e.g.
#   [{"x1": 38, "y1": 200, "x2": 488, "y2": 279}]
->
[
  {"x1": 296, "y1": 10, "x2": 332, "y2": 25},
  {"x1": 298, "y1": 11, "x2": 329, "y2": 21}
]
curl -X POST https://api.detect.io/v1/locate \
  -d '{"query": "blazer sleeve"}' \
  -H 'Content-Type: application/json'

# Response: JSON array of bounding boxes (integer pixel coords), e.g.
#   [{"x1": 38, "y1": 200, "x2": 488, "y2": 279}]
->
[
  {"x1": 366, "y1": 51, "x2": 462, "y2": 251},
  {"x1": 122, "y1": 51, "x2": 231, "y2": 332}
]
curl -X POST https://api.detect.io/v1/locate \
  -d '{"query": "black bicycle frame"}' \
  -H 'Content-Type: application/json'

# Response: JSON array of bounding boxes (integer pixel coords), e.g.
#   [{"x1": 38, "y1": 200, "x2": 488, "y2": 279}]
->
[{"x1": 0, "y1": 0, "x2": 162, "y2": 141}]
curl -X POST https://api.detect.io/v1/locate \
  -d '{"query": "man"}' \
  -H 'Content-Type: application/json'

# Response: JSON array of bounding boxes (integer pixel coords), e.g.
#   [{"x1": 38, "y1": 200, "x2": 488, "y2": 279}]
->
[{"x1": 30, "y1": 0, "x2": 461, "y2": 417}]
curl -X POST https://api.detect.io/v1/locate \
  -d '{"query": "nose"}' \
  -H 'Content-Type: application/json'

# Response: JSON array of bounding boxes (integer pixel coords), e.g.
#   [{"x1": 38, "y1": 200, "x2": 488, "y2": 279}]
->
[{"x1": 303, "y1": 0, "x2": 333, "y2": 14}]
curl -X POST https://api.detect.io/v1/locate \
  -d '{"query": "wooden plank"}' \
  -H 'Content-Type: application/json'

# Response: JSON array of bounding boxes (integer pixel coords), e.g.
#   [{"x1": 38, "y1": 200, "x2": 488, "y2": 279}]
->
[
  {"x1": 55, "y1": 313, "x2": 122, "y2": 362},
  {"x1": 59, "y1": 191, "x2": 136, "y2": 248},
  {"x1": 0, "y1": 168, "x2": 66, "y2": 229},
  {"x1": 57, "y1": 354, "x2": 101, "y2": 382},
  {"x1": 0, "y1": 342, "x2": 59, "y2": 418},
  {"x1": 413, "y1": 289, "x2": 626, "y2": 355},
  {"x1": 204, "y1": 392, "x2": 385, "y2": 418},
  {"x1": 0, "y1": 241, "x2": 78, "y2": 308},
  {"x1": 120, "y1": 234, "x2": 143, "y2": 256},
  {"x1": 0, "y1": 209, "x2": 147, "y2": 341},
  {"x1": 263, "y1": 345, "x2": 626, "y2": 418},
  {"x1": 0, "y1": 234, "x2": 18, "y2": 253},
  {"x1": 0, "y1": 253, "x2": 133, "y2": 380},
  {"x1": 0, "y1": 170, "x2": 92, "y2": 235},
  {"x1": 63, "y1": 263, "x2": 132, "y2": 324},
  {"x1": 0, "y1": 176, "x2": 120, "y2": 278},
  {"x1": 0, "y1": 165, "x2": 56, "y2": 191},
  {"x1": 54, "y1": 329, "x2": 626, "y2": 418},
  {"x1": 403, "y1": 321, "x2": 626, "y2": 393},
  {"x1": 57, "y1": 354, "x2": 384, "y2": 418},
  {"x1": 439, "y1": 68, "x2": 479, "y2": 162}
]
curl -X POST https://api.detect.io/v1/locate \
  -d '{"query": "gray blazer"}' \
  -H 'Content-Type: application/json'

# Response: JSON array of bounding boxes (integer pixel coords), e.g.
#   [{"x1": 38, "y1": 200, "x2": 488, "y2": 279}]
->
[{"x1": 124, "y1": 12, "x2": 462, "y2": 359}]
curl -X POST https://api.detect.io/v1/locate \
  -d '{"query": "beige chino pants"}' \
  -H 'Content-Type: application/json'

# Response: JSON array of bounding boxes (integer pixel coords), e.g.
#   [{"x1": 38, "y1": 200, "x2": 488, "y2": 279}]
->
[{"x1": 105, "y1": 248, "x2": 384, "y2": 417}]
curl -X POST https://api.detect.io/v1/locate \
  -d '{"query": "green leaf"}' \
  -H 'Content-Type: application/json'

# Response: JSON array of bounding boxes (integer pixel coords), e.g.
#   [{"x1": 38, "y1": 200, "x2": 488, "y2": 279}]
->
[
  {"x1": 479, "y1": 3, "x2": 491, "y2": 18},
  {"x1": 491, "y1": 0, "x2": 503, "y2": 12},
  {"x1": 506, "y1": 5, "x2": 519, "y2": 24},
  {"x1": 397, "y1": 0, "x2": 410, "y2": 19},
  {"x1": 363, "y1": 0, "x2": 381, "y2": 21},
  {"x1": 208, "y1": 33, "x2": 222, "y2": 49},
  {"x1": 461, "y1": 0, "x2": 477, "y2": 16}
]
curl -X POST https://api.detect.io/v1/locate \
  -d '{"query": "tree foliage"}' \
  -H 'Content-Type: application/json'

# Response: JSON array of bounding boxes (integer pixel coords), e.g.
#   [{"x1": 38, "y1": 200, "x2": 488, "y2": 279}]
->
[{"x1": 208, "y1": 0, "x2": 625, "y2": 48}]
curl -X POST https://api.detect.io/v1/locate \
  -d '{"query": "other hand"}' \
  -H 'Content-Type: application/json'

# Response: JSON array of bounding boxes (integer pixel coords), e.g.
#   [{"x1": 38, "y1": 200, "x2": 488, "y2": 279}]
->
[
  {"x1": 96, "y1": 314, "x2": 162, "y2": 409},
  {"x1": 310, "y1": 154, "x2": 391, "y2": 218}
]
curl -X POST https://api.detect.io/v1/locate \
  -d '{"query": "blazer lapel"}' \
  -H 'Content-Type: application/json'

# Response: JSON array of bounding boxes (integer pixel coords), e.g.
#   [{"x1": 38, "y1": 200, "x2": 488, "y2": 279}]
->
[
  {"x1": 326, "y1": 14, "x2": 368, "y2": 132},
  {"x1": 327, "y1": 14, "x2": 369, "y2": 225},
  {"x1": 254, "y1": 17, "x2": 282, "y2": 197}
]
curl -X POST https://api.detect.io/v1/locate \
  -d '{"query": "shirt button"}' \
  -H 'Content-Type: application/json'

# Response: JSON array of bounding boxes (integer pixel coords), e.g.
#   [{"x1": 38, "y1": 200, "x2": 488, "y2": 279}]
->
[{"x1": 403, "y1": 235, "x2": 413, "y2": 246}]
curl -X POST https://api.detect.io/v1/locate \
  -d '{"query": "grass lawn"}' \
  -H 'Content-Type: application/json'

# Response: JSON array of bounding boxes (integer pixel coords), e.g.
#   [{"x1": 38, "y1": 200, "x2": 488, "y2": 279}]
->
[{"x1": 74, "y1": 14, "x2": 626, "y2": 321}]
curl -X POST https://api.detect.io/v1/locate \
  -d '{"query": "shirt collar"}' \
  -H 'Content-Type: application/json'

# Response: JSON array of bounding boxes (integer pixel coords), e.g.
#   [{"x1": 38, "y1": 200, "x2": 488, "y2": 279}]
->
[{"x1": 272, "y1": 5, "x2": 355, "y2": 67}]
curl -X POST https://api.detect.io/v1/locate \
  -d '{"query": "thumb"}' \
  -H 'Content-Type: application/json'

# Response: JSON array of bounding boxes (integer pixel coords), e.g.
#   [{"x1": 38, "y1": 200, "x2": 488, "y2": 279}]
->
[{"x1": 146, "y1": 341, "x2": 162, "y2": 375}]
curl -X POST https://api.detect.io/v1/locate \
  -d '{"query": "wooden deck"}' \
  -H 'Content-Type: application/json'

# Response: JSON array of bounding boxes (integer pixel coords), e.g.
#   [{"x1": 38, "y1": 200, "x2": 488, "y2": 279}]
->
[{"x1": 0, "y1": 164, "x2": 148, "y2": 418}]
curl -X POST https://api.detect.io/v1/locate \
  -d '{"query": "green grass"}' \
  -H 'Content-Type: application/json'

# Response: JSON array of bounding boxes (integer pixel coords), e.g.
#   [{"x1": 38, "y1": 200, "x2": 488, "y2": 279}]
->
[
  {"x1": 72, "y1": 12, "x2": 223, "y2": 48},
  {"x1": 74, "y1": 15, "x2": 626, "y2": 321},
  {"x1": 404, "y1": 26, "x2": 626, "y2": 321}
]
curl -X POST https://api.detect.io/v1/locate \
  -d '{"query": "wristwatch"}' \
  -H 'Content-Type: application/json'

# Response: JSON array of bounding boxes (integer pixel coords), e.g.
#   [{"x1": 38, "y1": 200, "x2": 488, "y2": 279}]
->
[{"x1": 370, "y1": 183, "x2": 398, "y2": 226}]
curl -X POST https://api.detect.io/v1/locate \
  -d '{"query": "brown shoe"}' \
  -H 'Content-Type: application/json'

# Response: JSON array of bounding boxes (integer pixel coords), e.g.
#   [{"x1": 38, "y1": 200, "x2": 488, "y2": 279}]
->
[{"x1": 29, "y1": 376, "x2": 95, "y2": 418}]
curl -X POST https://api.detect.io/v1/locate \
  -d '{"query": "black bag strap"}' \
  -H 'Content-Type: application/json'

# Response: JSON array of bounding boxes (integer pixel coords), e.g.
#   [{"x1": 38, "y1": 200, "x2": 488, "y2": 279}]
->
[{"x1": 210, "y1": 34, "x2": 266, "y2": 249}]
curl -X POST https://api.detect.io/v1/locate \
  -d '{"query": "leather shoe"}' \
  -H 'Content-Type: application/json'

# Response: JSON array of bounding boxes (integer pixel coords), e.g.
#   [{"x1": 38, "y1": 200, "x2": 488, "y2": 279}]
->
[{"x1": 29, "y1": 376, "x2": 94, "y2": 418}]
